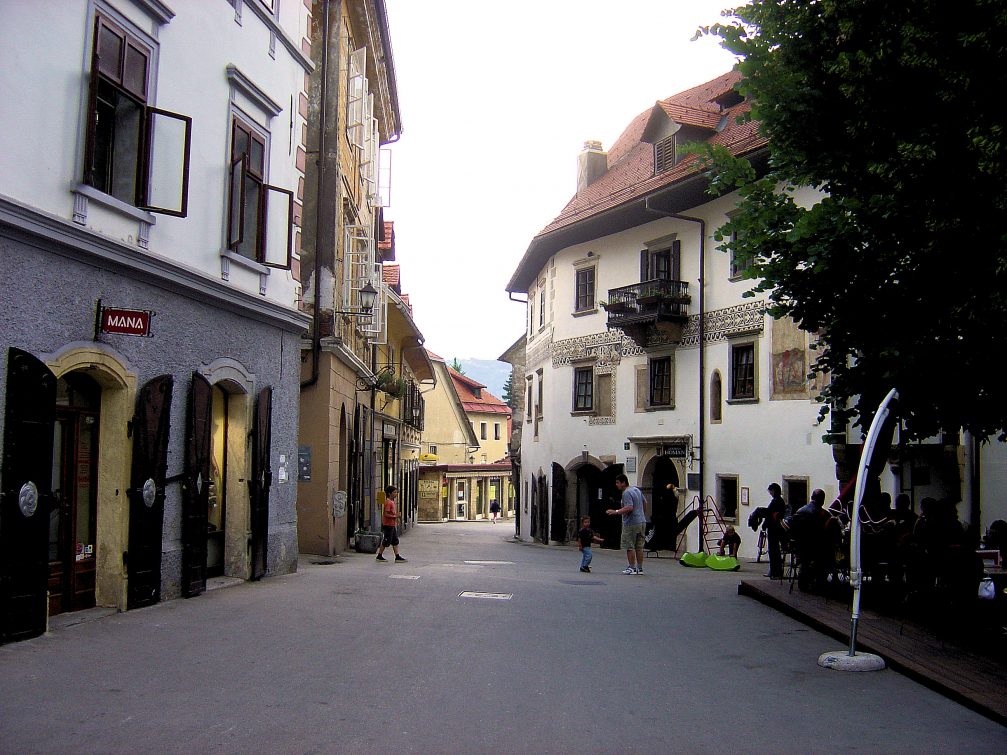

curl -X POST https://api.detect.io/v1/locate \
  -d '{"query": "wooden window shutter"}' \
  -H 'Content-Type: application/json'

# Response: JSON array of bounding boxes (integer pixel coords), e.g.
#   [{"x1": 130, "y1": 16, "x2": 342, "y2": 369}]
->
[{"x1": 635, "y1": 364, "x2": 648, "y2": 412}]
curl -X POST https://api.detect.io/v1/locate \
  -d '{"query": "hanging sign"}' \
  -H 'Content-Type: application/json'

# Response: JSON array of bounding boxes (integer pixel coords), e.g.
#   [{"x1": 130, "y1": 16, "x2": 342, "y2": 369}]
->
[{"x1": 97, "y1": 302, "x2": 154, "y2": 337}]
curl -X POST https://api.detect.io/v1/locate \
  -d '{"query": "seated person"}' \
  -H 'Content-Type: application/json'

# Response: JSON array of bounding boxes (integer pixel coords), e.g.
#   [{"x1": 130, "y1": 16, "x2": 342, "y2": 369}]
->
[
  {"x1": 718, "y1": 525, "x2": 741, "y2": 557},
  {"x1": 788, "y1": 489, "x2": 841, "y2": 591}
]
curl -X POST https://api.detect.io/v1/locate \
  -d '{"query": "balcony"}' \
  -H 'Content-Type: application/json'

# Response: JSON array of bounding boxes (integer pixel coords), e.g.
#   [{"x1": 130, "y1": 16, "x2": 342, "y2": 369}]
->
[{"x1": 605, "y1": 279, "x2": 691, "y2": 347}]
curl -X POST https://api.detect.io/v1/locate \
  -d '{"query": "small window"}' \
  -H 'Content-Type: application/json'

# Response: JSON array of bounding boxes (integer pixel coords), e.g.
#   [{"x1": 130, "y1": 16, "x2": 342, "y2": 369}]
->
[
  {"x1": 83, "y1": 13, "x2": 191, "y2": 216},
  {"x1": 718, "y1": 475, "x2": 739, "y2": 521},
  {"x1": 535, "y1": 370, "x2": 544, "y2": 417},
  {"x1": 227, "y1": 117, "x2": 293, "y2": 269},
  {"x1": 654, "y1": 134, "x2": 676, "y2": 174},
  {"x1": 730, "y1": 342, "x2": 756, "y2": 400},
  {"x1": 711, "y1": 371, "x2": 723, "y2": 422},
  {"x1": 539, "y1": 288, "x2": 546, "y2": 328},
  {"x1": 480, "y1": 422, "x2": 487, "y2": 440},
  {"x1": 429, "y1": 444, "x2": 437, "y2": 455},
  {"x1": 525, "y1": 377, "x2": 533, "y2": 421},
  {"x1": 640, "y1": 241, "x2": 680, "y2": 282},
  {"x1": 575, "y1": 267, "x2": 596, "y2": 311},
  {"x1": 573, "y1": 366, "x2": 594, "y2": 412},
  {"x1": 494, "y1": 423, "x2": 500, "y2": 440},
  {"x1": 729, "y1": 228, "x2": 752, "y2": 279},
  {"x1": 649, "y1": 357, "x2": 672, "y2": 407}
]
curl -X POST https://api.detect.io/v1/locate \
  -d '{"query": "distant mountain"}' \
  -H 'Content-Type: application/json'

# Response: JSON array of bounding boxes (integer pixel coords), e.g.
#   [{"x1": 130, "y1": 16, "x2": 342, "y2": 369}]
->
[{"x1": 455, "y1": 358, "x2": 512, "y2": 401}]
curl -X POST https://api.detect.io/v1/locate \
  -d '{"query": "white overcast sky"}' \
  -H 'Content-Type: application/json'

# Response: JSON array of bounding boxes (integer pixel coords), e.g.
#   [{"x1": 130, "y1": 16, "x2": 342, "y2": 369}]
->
[{"x1": 382, "y1": 0, "x2": 740, "y2": 361}]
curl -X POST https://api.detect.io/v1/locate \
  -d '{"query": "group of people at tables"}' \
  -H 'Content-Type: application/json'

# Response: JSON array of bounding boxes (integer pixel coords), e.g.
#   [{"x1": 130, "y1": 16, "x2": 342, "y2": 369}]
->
[{"x1": 750, "y1": 484, "x2": 985, "y2": 607}]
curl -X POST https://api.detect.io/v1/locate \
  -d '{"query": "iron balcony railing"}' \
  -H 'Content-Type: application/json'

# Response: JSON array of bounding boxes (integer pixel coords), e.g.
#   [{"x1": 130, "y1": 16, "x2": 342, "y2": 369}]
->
[{"x1": 605, "y1": 279, "x2": 691, "y2": 325}]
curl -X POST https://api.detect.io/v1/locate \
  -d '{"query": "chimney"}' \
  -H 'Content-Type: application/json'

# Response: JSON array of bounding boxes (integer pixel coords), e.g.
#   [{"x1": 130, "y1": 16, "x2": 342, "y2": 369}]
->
[{"x1": 577, "y1": 140, "x2": 607, "y2": 194}]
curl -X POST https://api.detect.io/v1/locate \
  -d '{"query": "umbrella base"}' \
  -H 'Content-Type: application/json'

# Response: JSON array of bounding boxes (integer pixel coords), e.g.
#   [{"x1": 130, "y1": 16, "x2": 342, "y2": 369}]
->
[{"x1": 817, "y1": 650, "x2": 885, "y2": 672}]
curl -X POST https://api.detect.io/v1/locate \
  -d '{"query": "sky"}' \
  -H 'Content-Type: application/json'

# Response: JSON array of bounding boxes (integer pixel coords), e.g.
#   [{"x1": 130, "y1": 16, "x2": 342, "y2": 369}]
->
[{"x1": 382, "y1": 0, "x2": 741, "y2": 362}]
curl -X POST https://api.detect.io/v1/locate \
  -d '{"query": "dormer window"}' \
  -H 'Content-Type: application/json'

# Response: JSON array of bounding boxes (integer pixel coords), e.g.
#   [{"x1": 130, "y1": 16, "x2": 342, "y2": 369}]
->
[{"x1": 654, "y1": 135, "x2": 676, "y2": 174}]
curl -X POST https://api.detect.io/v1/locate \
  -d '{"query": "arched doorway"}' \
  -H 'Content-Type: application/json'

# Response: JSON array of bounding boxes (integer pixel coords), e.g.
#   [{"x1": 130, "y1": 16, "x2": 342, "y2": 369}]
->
[
  {"x1": 49, "y1": 372, "x2": 101, "y2": 615},
  {"x1": 644, "y1": 455, "x2": 682, "y2": 552},
  {"x1": 591, "y1": 464, "x2": 624, "y2": 549}
]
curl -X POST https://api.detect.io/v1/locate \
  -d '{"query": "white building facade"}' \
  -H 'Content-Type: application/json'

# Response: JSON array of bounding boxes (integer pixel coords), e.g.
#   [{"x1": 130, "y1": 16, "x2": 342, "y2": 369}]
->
[
  {"x1": 508, "y1": 72, "x2": 844, "y2": 557},
  {"x1": 0, "y1": 0, "x2": 310, "y2": 643}
]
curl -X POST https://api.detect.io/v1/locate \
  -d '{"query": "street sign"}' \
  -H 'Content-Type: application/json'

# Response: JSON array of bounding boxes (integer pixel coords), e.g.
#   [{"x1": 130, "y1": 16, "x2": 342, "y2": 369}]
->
[{"x1": 98, "y1": 304, "x2": 154, "y2": 336}]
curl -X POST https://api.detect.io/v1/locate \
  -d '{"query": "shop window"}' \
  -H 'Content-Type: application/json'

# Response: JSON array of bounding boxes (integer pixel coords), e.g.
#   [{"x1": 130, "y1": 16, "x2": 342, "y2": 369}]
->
[{"x1": 82, "y1": 12, "x2": 191, "y2": 216}]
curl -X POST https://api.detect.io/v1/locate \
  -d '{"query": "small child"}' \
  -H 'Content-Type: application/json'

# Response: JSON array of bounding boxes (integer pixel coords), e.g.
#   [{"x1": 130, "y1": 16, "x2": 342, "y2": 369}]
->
[
  {"x1": 578, "y1": 516, "x2": 604, "y2": 572},
  {"x1": 718, "y1": 525, "x2": 741, "y2": 557}
]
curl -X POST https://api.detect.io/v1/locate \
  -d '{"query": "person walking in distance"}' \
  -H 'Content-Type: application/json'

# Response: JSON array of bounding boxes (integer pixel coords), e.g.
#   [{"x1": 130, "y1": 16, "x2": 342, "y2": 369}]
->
[
  {"x1": 607, "y1": 474, "x2": 648, "y2": 575},
  {"x1": 376, "y1": 485, "x2": 407, "y2": 562},
  {"x1": 765, "y1": 482, "x2": 787, "y2": 579}
]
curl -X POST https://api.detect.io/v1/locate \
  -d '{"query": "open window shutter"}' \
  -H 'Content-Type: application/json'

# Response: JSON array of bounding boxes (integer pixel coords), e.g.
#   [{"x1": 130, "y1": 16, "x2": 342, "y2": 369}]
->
[
  {"x1": 260, "y1": 184, "x2": 293, "y2": 269},
  {"x1": 249, "y1": 386, "x2": 272, "y2": 580},
  {"x1": 0, "y1": 349, "x2": 56, "y2": 644},
  {"x1": 126, "y1": 375, "x2": 173, "y2": 609},
  {"x1": 227, "y1": 155, "x2": 247, "y2": 248},
  {"x1": 83, "y1": 23, "x2": 103, "y2": 186},
  {"x1": 551, "y1": 462, "x2": 567, "y2": 543},
  {"x1": 347, "y1": 47, "x2": 367, "y2": 149},
  {"x1": 640, "y1": 250, "x2": 649, "y2": 282},
  {"x1": 140, "y1": 106, "x2": 192, "y2": 217},
  {"x1": 181, "y1": 373, "x2": 211, "y2": 597},
  {"x1": 672, "y1": 239, "x2": 681, "y2": 281}
]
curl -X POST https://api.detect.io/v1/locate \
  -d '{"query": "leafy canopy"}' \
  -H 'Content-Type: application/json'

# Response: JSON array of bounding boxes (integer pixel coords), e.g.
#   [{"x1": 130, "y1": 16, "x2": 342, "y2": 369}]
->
[{"x1": 697, "y1": 0, "x2": 1007, "y2": 441}]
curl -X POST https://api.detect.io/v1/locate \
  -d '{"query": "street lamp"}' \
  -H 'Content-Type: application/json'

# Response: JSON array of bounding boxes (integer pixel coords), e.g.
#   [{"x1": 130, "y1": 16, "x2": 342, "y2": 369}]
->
[{"x1": 334, "y1": 281, "x2": 379, "y2": 316}]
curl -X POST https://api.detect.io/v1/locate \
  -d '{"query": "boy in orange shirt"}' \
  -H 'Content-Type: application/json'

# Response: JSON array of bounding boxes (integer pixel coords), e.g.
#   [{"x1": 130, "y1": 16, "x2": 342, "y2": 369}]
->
[{"x1": 376, "y1": 485, "x2": 407, "y2": 562}]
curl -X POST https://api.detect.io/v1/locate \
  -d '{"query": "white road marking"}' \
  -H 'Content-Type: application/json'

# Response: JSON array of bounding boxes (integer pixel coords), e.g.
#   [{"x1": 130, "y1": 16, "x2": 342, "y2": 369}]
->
[
  {"x1": 389, "y1": 574, "x2": 421, "y2": 580},
  {"x1": 458, "y1": 591, "x2": 513, "y2": 600},
  {"x1": 463, "y1": 560, "x2": 514, "y2": 565}
]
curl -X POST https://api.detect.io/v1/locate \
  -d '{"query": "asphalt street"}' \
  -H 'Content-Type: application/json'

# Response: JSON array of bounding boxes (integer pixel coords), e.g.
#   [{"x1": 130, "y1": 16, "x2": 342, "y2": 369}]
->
[{"x1": 1, "y1": 522, "x2": 1003, "y2": 753}]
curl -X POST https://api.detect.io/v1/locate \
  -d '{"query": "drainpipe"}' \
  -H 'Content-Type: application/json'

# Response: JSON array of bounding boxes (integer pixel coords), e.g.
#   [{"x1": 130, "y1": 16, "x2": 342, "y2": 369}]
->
[
  {"x1": 301, "y1": 0, "x2": 339, "y2": 390},
  {"x1": 645, "y1": 198, "x2": 706, "y2": 551}
]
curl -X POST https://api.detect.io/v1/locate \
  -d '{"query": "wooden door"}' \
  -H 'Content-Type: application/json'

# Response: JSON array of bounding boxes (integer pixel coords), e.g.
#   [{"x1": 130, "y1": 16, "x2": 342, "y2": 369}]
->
[
  {"x1": 181, "y1": 373, "x2": 211, "y2": 597},
  {"x1": 551, "y1": 462, "x2": 567, "y2": 543},
  {"x1": 126, "y1": 375, "x2": 173, "y2": 609},
  {"x1": 1, "y1": 348, "x2": 56, "y2": 643},
  {"x1": 249, "y1": 386, "x2": 272, "y2": 580}
]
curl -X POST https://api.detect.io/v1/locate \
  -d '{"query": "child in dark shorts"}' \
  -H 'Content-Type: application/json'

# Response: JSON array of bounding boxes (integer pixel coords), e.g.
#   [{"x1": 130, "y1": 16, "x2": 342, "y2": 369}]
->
[{"x1": 578, "y1": 516, "x2": 604, "y2": 572}]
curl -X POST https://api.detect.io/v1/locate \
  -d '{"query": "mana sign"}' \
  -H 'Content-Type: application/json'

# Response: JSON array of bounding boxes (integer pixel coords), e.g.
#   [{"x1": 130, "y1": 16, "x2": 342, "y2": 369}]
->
[{"x1": 98, "y1": 304, "x2": 154, "y2": 337}]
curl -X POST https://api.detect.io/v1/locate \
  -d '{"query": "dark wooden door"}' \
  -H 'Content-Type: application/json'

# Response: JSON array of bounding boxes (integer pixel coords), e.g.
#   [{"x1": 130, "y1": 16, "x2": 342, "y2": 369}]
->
[
  {"x1": 126, "y1": 375, "x2": 173, "y2": 609},
  {"x1": 249, "y1": 386, "x2": 272, "y2": 580},
  {"x1": 551, "y1": 462, "x2": 567, "y2": 543},
  {"x1": 537, "y1": 472, "x2": 549, "y2": 544},
  {"x1": 648, "y1": 455, "x2": 681, "y2": 552},
  {"x1": 1, "y1": 348, "x2": 56, "y2": 643},
  {"x1": 181, "y1": 373, "x2": 211, "y2": 597},
  {"x1": 50, "y1": 401, "x2": 100, "y2": 616},
  {"x1": 595, "y1": 464, "x2": 625, "y2": 549}
]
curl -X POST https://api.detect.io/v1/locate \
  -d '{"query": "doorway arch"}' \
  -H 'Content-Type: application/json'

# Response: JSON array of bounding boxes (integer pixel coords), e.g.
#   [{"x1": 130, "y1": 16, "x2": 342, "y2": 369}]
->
[
  {"x1": 201, "y1": 360, "x2": 253, "y2": 580},
  {"x1": 640, "y1": 454, "x2": 684, "y2": 552},
  {"x1": 45, "y1": 344, "x2": 136, "y2": 611}
]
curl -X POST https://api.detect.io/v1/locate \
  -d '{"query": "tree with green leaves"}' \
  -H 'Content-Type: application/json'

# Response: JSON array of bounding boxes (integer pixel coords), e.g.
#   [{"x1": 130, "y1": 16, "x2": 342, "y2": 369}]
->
[
  {"x1": 450, "y1": 358, "x2": 465, "y2": 375},
  {"x1": 698, "y1": 0, "x2": 1007, "y2": 441},
  {"x1": 502, "y1": 372, "x2": 514, "y2": 409}
]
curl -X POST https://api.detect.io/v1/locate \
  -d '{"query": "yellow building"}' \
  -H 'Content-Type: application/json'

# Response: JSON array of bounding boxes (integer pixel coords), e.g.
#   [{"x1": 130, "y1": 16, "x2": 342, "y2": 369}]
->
[
  {"x1": 419, "y1": 353, "x2": 513, "y2": 521},
  {"x1": 298, "y1": 0, "x2": 406, "y2": 556}
]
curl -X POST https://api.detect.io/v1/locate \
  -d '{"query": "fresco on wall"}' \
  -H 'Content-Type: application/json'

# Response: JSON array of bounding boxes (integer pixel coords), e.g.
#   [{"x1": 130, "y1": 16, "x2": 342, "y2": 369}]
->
[{"x1": 771, "y1": 317, "x2": 809, "y2": 399}]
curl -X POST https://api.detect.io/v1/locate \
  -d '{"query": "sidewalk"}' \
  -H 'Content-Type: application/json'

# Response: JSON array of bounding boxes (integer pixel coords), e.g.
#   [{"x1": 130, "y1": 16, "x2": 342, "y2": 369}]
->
[{"x1": 739, "y1": 575, "x2": 1007, "y2": 727}]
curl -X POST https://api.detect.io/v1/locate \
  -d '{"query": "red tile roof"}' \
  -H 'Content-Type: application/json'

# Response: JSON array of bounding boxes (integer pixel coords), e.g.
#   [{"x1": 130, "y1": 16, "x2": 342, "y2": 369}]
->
[
  {"x1": 383, "y1": 263, "x2": 400, "y2": 287},
  {"x1": 449, "y1": 368, "x2": 511, "y2": 417},
  {"x1": 538, "y1": 71, "x2": 761, "y2": 238}
]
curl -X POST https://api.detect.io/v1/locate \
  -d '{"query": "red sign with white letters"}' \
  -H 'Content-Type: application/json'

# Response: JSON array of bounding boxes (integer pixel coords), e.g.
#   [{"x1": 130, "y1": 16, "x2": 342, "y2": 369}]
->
[{"x1": 100, "y1": 307, "x2": 153, "y2": 336}]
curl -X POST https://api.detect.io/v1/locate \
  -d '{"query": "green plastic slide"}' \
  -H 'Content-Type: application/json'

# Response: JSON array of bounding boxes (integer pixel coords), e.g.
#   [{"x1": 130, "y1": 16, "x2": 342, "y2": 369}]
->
[
  {"x1": 705, "y1": 554, "x2": 741, "y2": 571},
  {"x1": 679, "y1": 551, "x2": 708, "y2": 567}
]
